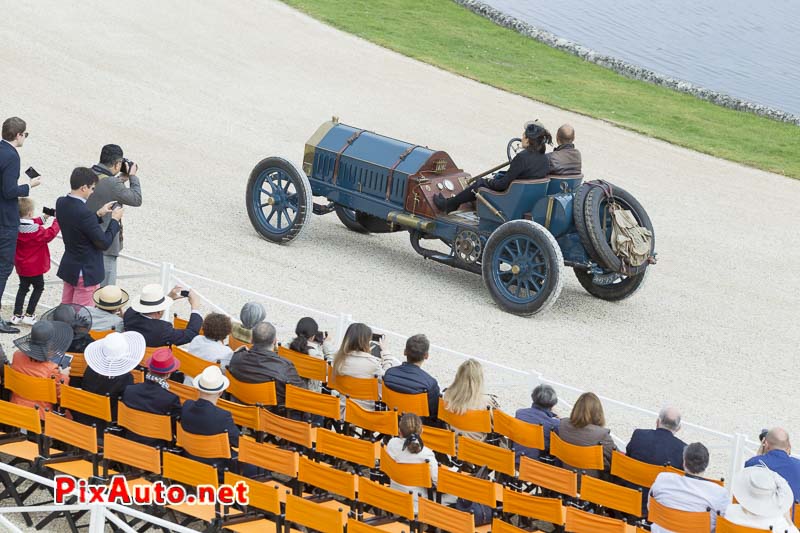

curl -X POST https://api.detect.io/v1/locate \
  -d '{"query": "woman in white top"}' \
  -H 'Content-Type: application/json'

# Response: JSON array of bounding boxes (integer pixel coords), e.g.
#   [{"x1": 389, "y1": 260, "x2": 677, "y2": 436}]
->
[
  {"x1": 724, "y1": 465, "x2": 799, "y2": 532},
  {"x1": 385, "y1": 413, "x2": 438, "y2": 511},
  {"x1": 182, "y1": 312, "x2": 234, "y2": 385},
  {"x1": 287, "y1": 317, "x2": 333, "y2": 392},
  {"x1": 332, "y1": 323, "x2": 400, "y2": 412},
  {"x1": 442, "y1": 359, "x2": 499, "y2": 443}
]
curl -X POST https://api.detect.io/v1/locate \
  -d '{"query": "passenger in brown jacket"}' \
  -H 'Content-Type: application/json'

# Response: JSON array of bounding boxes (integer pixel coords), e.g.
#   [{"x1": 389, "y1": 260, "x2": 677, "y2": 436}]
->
[
  {"x1": 556, "y1": 391, "x2": 614, "y2": 477},
  {"x1": 546, "y1": 124, "x2": 582, "y2": 175}
]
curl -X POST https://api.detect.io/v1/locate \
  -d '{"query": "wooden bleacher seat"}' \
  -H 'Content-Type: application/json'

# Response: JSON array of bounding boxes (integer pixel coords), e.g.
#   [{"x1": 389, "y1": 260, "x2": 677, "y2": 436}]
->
[
  {"x1": 316, "y1": 427, "x2": 379, "y2": 469},
  {"x1": 117, "y1": 402, "x2": 173, "y2": 443},
  {"x1": 550, "y1": 431, "x2": 605, "y2": 471},
  {"x1": 437, "y1": 397, "x2": 492, "y2": 434},
  {"x1": 277, "y1": 346, "x2": 329, "y2": 383},
  {"x1": 492, "y1": 408, "x2": 545, "y2": 452},
  {"x1": 518, "y1": 455, "x2": 578, "y2": 498},
  {"x1": 647, "y1": 495, "x2": 711, "y2": 532},
  {"x1": 564, "y1": 506, "x2": 629, "y2": 533},
  {"x1": 176, "y1": 425, "x2": 231, "y2": 460},
  {"x1": 502, "y1": 486, "x2": 566, "y2": 526},
  {"x1": 227, "y1": 374, "x2": 277, "y2": 406},
  {"x1": 381, "y1": 386, "x2": 429, "y2": 417},
  {"x1": 580, "y1": 474, "x2": 643, "y2": 518},
  {"x1": 457, "y1": 436, "x2": 515, "y2": 477}
]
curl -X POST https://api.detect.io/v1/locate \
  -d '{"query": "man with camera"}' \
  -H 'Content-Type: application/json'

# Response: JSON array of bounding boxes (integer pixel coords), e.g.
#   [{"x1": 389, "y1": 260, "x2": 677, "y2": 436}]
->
[
  {"x1": 0, "y1": 117, "x2": 41, "y2": 333},
  {"x1": 85, "y1": 144, "x2": 142, "y2": 286}
]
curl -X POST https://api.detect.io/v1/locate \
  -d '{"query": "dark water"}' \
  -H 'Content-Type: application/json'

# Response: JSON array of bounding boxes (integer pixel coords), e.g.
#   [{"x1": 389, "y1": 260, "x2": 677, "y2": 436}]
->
[{"x1": 484, "y1": 0, "x2": 800, "y2": 116}]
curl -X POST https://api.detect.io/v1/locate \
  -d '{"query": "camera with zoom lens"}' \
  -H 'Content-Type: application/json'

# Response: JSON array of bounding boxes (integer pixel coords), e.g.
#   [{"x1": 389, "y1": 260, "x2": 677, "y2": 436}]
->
[{"x1": 120, "y1": 158, "x2": 136, "y2": 175}]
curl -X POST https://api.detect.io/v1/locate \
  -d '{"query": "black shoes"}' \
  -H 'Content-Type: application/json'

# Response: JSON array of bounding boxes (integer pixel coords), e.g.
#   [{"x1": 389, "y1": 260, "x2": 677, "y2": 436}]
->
[
  {"x1": 433, "y1": 193, "x2": 449, "y2": 213},
  {"x1": 0, "y1": 319, "x2": 19, "y2": 334}
]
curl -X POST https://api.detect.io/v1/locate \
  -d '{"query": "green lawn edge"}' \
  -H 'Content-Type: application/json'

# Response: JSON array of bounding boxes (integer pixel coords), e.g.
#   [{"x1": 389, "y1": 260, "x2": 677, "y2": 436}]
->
[{"x1": 282, "y1": 0, "x2": 800, "y2": 179}]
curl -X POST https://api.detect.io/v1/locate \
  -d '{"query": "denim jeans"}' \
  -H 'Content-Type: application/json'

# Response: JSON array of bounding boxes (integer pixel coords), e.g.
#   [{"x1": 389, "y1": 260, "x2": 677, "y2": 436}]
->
[{"x1": 0, "y1": 226, "x2": 19, "y2": 315}]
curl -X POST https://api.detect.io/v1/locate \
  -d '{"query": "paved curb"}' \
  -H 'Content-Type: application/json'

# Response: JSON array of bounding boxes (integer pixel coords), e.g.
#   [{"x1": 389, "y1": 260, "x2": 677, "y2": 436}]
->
[{"x1": 454, "y1": 0, "x2": 800, "y2": 125}]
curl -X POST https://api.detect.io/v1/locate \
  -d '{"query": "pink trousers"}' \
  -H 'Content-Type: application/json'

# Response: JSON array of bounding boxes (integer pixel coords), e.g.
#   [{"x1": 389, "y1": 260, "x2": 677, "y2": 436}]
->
[{"x1": 61, "y1": 277, "x2": 97, "y2": 307}]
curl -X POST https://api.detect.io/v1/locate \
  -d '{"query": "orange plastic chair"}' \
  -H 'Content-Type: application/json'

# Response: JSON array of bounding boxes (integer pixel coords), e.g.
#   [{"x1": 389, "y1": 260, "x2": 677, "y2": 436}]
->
[
  {"x1": 316, "y1": 427, "x2": 379, "y2": 468},
  {"x1": 518, "y1": 455, "x2": 578, "y2": 498},
  {"x1": 165, "y1": 379, "x2": 200, "y2": 404},
  {"x1": 285, "y1": 384, "x2": 340, "y2": 421},
  {"x1": 259, "y1": 409, "x2": 315, "y2": 449},
  {"x1": 457, "y1": 436, "x2": 515, "y2": 476},
  {"x1": 418, "y1": 497, "x2": 474, "y2": 533},
  {"x1": 67, "y1": 352, "x2": 88, "y2": 378},
  {"x1": 329, "y1": 373, "x2": 379, "y2": 402},
  {"x1": 277, "y1": 346, "x2": 328, "y2": 383},
  {"x1": 438, "y1": 398, "x2": 492, "y2": 434},
  {"x1": 117, "y1": 402, "x2": 173, "y2": 443},
  {"x1": 610, "y1": 450, "x2": 669, "y2": 488},
  {"x1": 163, "y1": 452, "x2": 228, "y2": 525},
  {"x1": 0, "y1": 399, "x2": 42, "y2": 462},
  {"x1": 503, "y1": 487, "x2": 565, "y2": 525},
  {"x1": 60, "y1": 385, "x2": 112, "y2": 422},
  {"x1": 42, "y1": 410, "x2": 101, "y2": 479},
  {"x1": 4, "y1": 364, "x2": 58, "y2": 404},
  {"x1": 228, "y1": 335, "x2": 251, "y2": 352},
  {"x1": 379, "y1": 446, "x2": 432, "y2": 489},
  {"x1": 228, "y1": 374, "x2": 277, "y2": 406},
  {"x1": 176, "y1": 425, "x2": 232, "y2": 460},
  {"x1": 492, "y1": 408, "x2": 545, "y2": 451},
  {"x1": 437, "y1": 467, "x2": 497, "y2": 508},
  {"x1": 285, "y1": 493, "x2": 347, "y2": 533},
  {"x1": 217, "y1": 398, "x2": 260, "y2": 431},
  {"x1": 222, "y1": 471, "x2": 281, "y2": 528},
  {"x1": 580, "y1": 474, "x2": 643, "y2": 517},
  {"x1": 716, "y1": 514, "x2": 772, "y2": 533},
  {"x1": 172, "y1": 345, "x2": 219, "y2": 380},
  {"x1": 357, "y1": 476, "x2": 415, "y2": 521},
  {"x1": 102, "y1": 433, "x2": 161, "y2": 476},
  {"x1": 381, "y1": 386, "x2": 429, "y2": 417},
  {"x1": 237, "y1": 436, "x2": 299, "y2": 479},
  {"x1": 88, "y1": 329, "x2": 113, "y2": 340},
  {"x1": 345, "y1": 398, "x2": 399, "y2": 436},
  {"x1": 421, "y1": 424, "x2": 456, "y2": 456},
  {"x1": 564, "y1": 506, "x2": 628, "y2": 533},
  {"x1": 298, "y1": 456, "x2": 357, "y2": 501},
  {"x1": 550, "y1": 431, "x2": 605, "y2": 471},
  {"x1": 173, "y1": 314, "x2": 202, "y2": 334},
  {"x1": 647, "y1": 496, "x2": 711, "y2": 532},
  {"x1": 492, "y1": 517, "x2": 529, "y2": 533}
]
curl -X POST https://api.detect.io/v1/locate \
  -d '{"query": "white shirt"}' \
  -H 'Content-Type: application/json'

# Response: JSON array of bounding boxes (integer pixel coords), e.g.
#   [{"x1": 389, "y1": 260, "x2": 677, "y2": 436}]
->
[
  {"x1": 67, "y1": 193, "x2": 87, "y2": 203},
  {"x1": 724, "y1": 504, "x2": 799, "y2": 533},
  {"x1": 385, "y1": 437, "x2": 439, "y2": 511},
  {"x1": 181, "y1": 336, "x2": 233, "y2": 386},
  {"x1": 649, "y1": 472, "x2": 730, "y2": 533}
]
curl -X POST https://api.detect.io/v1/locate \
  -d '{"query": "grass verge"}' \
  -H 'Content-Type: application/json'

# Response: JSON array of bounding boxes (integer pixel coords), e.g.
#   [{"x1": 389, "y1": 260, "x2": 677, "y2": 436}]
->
[{"x1": 282, "y1": 0, "x2": 800, "y2": 178}]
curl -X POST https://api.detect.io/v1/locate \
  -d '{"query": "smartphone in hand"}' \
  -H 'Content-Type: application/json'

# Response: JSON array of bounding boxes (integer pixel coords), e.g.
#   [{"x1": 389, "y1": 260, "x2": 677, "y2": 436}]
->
[
  {"x1": 25, "y1": 167, "x2": 40, "y2": 179},
  {"x1": 57, "y1": 353, "x2": 73, "y2": 369}
]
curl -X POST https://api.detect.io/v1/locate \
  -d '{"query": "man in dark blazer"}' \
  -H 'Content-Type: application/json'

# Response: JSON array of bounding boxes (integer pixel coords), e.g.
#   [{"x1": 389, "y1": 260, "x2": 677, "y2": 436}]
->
[
  {"x1": 626, "y1": 406, "x2": 687, "y2": 469},
  {"x1": 0, "y1": 117, "x2": 41, "y2": 333},
  {"x1": 123, "y1": 283, "x2": 202, "y2": 347},
  {"x1": 56, "y1": 167, "x2": 122, "y2": 307}
]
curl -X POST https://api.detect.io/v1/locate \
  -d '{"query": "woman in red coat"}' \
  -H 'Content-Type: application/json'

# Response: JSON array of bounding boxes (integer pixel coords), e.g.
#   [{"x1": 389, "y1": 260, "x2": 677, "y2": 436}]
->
[{"x1": 12, "y1": 198, "x2": 60, "y2": 324}]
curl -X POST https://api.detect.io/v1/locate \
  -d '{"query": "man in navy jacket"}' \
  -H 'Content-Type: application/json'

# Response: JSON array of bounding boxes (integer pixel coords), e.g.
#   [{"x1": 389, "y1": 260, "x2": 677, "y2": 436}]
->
[
  {"x1": 382, "y1": 334, "x2": 441, "y2": 424},
  {"x1": 745, "y1": 427, "x2": 800, "y2": 503},
  {"x1": 0, "y1": 117, "x2": 41, "y2": 332},
  {"x1": 56, "y1": 167, "x2": 122, "y2": 307}
]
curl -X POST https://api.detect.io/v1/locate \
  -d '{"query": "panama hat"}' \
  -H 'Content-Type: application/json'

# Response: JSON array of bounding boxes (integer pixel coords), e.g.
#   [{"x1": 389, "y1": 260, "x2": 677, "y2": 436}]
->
[
  {"x1": 732, "y1": 465, "x2": 794, "y2": 517},
  {"x1": 131, "y1": 284, "x2": 173, "y2": 314},
  {"x1": 194, "y1": 366, "x2": 229, "y2": 394},
  {"x1": 145, "y1": 347, "x2": 181, "y2": 374},
  {"x1": 84, "y1": 332, "x2": 145, "y2": 377},
  {"x1": 13, "y1": 321, "x2": 73, "y2": 362},
  {"x1": 93, "y1": 285, "x2": 130, "y2": 312}
]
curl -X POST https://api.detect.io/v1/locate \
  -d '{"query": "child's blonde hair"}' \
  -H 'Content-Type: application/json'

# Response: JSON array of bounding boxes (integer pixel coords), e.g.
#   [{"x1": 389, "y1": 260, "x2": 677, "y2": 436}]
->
[{"x1": 18, "y1": 198, "x2": 34, "y2": 218}]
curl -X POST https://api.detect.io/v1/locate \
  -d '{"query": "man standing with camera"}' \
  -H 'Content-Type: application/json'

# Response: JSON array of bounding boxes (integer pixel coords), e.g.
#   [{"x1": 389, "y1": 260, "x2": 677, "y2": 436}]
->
[
  {"x1": 86, "y1": 144, "x2": 142, "y2": 286},
  {"x1": 0, "y1": 117, "x2": 41, "y2": 333}
]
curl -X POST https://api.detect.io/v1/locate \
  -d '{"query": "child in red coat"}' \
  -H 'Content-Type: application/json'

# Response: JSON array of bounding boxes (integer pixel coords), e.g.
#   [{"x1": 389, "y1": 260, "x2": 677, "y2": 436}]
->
[{"x1": 12, "y1": 198, "x2": 60, "y2": 325}]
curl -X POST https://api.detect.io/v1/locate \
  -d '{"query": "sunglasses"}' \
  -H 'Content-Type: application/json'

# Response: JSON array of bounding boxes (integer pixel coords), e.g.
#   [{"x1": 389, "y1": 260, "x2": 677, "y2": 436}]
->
[{"x1": 20, "y1": 132, "x2": 29, "y2": 138}]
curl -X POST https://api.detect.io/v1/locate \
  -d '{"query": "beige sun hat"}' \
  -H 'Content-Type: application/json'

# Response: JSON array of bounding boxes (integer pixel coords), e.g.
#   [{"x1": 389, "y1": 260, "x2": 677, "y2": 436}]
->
[
  {"x1": 194, "y1": 366, "x2": 230, "y2": 394},
  {"x1": 131, "y1": 284, "x2": 173, "y2": 314},
  {"x1": 84, "y1": 332, "x2": 146, "y2": 377},
  {"x1": 732, "y1": 465, "x2": 794, "y2": 518},
  {"x1": 93, "y1": 285, "x2": 130, "y2": 312}
]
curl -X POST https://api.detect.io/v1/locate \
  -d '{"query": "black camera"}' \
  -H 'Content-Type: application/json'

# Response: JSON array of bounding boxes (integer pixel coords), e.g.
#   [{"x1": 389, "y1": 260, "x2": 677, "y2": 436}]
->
[
  {"x1": 120, "y1": 158, "x2": 135, "y2": 175},
  {"x1": 42, "y1": 207, "x2": 56, "y2": 216},
  {"x1": 313, "y1": 331, "x2": 327, "y2": 343}
]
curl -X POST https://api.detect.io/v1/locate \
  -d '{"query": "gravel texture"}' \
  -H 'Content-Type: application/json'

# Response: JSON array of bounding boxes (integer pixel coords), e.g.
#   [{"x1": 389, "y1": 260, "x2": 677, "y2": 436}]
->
[{"x1": 1, "y1": 0, "x2": 799, "y2": 529}]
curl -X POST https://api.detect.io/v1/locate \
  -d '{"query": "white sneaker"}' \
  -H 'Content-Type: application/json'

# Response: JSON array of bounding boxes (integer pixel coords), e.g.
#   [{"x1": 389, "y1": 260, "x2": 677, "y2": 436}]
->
[
  {"x1": 21, "y1": 315, "x2": 37, "y2": 326},
  {"x1": 10, "y1": 315, "x2": 23, "y2": 325}
]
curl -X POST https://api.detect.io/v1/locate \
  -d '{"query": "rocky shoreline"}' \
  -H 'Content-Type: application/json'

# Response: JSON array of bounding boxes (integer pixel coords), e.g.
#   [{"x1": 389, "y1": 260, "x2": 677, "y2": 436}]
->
[{"x1": 454, "y1": 0, "x2": 800, "y2": 126}]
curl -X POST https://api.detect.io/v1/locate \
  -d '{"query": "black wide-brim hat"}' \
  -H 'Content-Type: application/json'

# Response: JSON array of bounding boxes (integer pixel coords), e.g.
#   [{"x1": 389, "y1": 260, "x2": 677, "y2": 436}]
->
[
  {"x1": 13, "y1": 321, "x2": 74, "y2": 362},
  {"x1": 41, "y1": 303, "x2": 93, "y2": 333}
]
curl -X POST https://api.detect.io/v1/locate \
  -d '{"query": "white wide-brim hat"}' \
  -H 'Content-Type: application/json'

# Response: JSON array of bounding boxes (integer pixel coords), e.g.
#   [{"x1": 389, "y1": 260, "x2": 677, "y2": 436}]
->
[
  {"x1": 732, "y1": 465, "x2": 794, "y2": 517},
  {"x1": 194, "y1": 365, "x2": 229, "y2": 394},
  {"x1": 84, "y1": 331, "x2": 146, "y2": 377},
  {"x1": 131, "y1": 284, "x2": 173, "y2": 314}
]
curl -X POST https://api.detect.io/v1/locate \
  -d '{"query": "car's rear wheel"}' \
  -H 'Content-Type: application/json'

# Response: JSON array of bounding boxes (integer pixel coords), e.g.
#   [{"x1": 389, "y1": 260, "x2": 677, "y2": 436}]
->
[
  {"x1": 335, "y1": 205, "x2": 370, "y2": 233},
  {"x1": 573, "y1": 267, "x2": 648, "y2": 301},
  {"x1": 246, "y1": 157, "x2": 313, "y2": 244}
]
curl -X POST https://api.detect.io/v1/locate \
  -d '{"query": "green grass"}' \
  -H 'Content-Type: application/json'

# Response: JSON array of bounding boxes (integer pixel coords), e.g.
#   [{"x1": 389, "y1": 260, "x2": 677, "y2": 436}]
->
[{"x1": 282, "y1": 0, "x2": 800, "y2": 178}]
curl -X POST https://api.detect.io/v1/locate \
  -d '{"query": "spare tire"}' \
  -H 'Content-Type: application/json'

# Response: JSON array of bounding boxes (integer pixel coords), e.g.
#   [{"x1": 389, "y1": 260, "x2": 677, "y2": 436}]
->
[
  {"x1": 573, "y1": 182, "x2": 603, "y2": 263},
  {"x1": 582, "y1": 182, "x2": 654, "y2": 275}
]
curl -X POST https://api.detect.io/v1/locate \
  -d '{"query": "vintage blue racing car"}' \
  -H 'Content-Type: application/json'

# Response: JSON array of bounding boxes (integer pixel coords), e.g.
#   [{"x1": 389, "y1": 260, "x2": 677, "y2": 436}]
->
[{"x1": 246, "y1": 118, "x2": 655, "y2": 315}]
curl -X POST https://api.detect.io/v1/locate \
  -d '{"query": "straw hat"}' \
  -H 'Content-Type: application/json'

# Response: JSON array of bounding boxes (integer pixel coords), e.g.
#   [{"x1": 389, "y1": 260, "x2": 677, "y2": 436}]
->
[
  {"x1": 131, "y1": 284, "x2": 173, "y2": 314},
  {"x1": 732, "y1": 465, "x2": 794, "y2": 517},
  {"x1": 145, "y1": 347, "x2": 181, "y2": 374},
  {"x1": 84, "y1": 332, "x2": 146, "y2": 377},
  {"x1": 13, "y1": 321, "x2": 73, "y2": 362},
  {"x1": 93, "y1": 285, "x2": 130, "y2": 312},
  {"x1": 194, "y1": 366, "x2": 229, "y2": 394}
]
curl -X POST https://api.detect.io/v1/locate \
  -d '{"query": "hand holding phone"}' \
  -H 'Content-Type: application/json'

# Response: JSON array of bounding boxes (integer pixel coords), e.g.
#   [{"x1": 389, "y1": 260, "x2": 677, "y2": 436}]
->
[
  {"x1": 57, "y1": 353, "x2": 73, "y2": 370},
  {"x1": 180, "y1": 289, "x2": 190, "y2": 298},
  {"x1": 25, "y1": 167, "x2": 41, "y2": 179}
]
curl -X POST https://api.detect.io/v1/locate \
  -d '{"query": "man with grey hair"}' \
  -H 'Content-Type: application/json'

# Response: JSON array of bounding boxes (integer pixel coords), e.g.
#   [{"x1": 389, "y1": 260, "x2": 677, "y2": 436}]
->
[
  {"x1": 227, "y1": 321, "x2": 302, "y2": 405},
  {"x1": 514, "y1": 384, "x2": 560, "y2": 462},
  {"x1": 626, "y1": 405, "x2": 687, "y2": 469},
  {"x1": 745, "y1": 427, "x2": 800, "y2": 502}
]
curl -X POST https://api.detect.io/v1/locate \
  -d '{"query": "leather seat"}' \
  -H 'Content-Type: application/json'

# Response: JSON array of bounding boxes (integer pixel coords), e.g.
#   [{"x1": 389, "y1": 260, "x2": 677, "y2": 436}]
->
[
  {"x1": 546, "y1": 173, "x2": 583, "y2": 195},
  {"x1": 477, "y1": 177, "x2": 551, "y2": 223}
]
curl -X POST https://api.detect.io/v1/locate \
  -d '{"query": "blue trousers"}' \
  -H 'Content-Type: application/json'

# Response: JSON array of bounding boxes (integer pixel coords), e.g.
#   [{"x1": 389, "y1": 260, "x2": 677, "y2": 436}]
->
[{"x1": 0, "y1": 226, "x2": 19, "y2": 314}]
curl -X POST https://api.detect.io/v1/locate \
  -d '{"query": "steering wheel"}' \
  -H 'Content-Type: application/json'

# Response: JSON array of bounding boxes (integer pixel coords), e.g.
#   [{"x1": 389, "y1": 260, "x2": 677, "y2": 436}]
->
[{"x1": 507, "y1": 137, "x2": 523, "y2": 162}]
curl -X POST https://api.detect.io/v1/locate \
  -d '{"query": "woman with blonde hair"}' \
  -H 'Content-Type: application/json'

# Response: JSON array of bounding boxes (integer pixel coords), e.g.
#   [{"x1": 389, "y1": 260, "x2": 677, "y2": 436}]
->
[
  {"x1": 556, "y1": 391, "x2": 614, "y2": 476},
  {"x1": 385, "y1": 413, "x2": 438, "y2": 511},
  {"x1": 442, "y1": 358, "x2": 499, "y2": 442}
]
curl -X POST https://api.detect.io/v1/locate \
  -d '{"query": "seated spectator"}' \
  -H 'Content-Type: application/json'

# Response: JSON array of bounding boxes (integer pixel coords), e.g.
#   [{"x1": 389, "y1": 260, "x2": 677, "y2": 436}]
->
[
  {"x1": 546, "y1": 124, "x2": 581, "y2": 175},
  {"x1": 288, "y1": 316, "x2": 333, "y2": 392},
  {"x1": 10, "y1": 321, "x2": 73, "y2": 418},
  {"x1": 121, "y1": 347, "x2": 182, "y2": 446},
  {"x1": 123, "y1": 284, "x2": 201, "y2": 347},
  {"x1": 514, "y1": 384, "x2": 560, "y2": 462},
  {"x1": 744, "y1": 427, "x2": 800, "y2": 503},
  {"x1": 228, "y1": 322, "x2": 303, "y2": 405},
  {"x1": 332, "y1": 323, "x2": 400, "y2": 411},
  {"x1": 383, "y1": 334, "x2": 440, "y2": 423},
  {"x1": 441, "y1": 358, "x2": 499, "y2": 443},
  {"x1": 556, "y1": 392, "x2": 614, "y2": 475},
  {"x1": 385, "y1": 413, "x2": 438, "y2": 511},
  {"x1": 626, "y1": 406, "x2": 686, "y2": 469},
  {"x1": 649, "y1": 442, "x2": 729, "y2": 532},
  {"x1": 74, "y1": 331, "x2": 145, "y2": 434},
  {"x1": 89, "y1": 285, "x2": 128, "y2": 332},
  {"x1": 181, "y1": 312, "x2": 234, "y2": 380},
  {"x1": 230, "y1": 301, "x2": 266, "y2": 344},
  {"x1": 42, "y1": 303, "x2": 93, "y2": 353},
  {"x1": 180, "y1": 365, "x2": 239, "y2": 467},
  {"x1": 724, "y1": 465, "x2": 798, "y2": 532}
]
